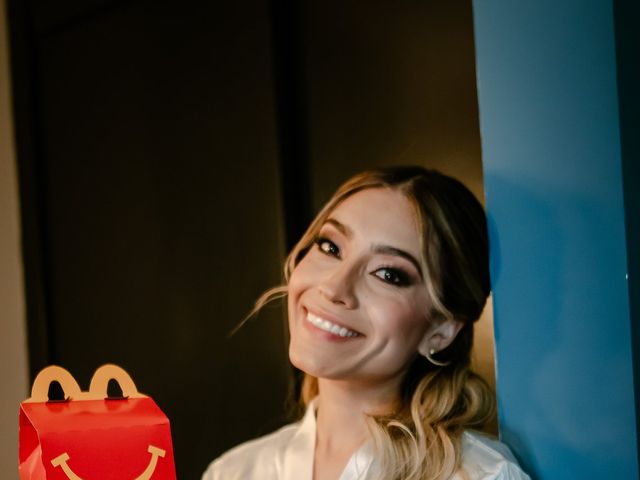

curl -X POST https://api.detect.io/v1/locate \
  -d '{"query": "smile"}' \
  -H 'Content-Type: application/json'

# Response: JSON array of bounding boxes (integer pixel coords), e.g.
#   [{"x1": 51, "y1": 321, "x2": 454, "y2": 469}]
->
[{"x1": 306, "y1": 312, "x2": 361, "y2": 338}]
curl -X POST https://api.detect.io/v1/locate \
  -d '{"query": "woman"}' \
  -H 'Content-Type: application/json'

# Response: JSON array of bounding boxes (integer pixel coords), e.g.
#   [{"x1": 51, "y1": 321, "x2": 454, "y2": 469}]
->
[{"x1": 203, "y1": 166, "x2": 529, "y2": 479}]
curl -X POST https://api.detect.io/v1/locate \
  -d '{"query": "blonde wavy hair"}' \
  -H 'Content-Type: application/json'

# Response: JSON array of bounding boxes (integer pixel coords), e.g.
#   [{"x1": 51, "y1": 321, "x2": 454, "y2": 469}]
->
[{"x1": 253, "y1": 166, "x2": 495, "y2": 479}]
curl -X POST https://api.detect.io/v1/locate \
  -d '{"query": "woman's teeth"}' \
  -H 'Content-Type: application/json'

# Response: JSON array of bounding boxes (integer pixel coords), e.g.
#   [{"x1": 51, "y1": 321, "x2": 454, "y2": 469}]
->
[{"x1": 307, "y1": 312, "x2": 359, "y2": 337}]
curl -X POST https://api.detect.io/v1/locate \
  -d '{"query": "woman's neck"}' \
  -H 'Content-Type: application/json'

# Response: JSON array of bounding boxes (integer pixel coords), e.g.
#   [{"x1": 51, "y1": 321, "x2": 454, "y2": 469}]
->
[{"x1": 312, "y1": 376, "x2": 402, "y2": 476}]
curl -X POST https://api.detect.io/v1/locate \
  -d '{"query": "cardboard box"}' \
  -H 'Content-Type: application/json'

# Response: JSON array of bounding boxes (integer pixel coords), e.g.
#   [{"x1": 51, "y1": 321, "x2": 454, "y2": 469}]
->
[{"x1": 19, "y1": 364, "x2": 177, "y2": 480}]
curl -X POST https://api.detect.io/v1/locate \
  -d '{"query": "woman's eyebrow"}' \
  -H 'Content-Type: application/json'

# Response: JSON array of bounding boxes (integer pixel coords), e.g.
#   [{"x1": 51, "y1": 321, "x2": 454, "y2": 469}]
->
[
  {"x1": 324, "y1": 218, "x2": 351, "y2": 237},
  {"x1": 372, "y1": 244, "x2": 423, "y2": 278}
]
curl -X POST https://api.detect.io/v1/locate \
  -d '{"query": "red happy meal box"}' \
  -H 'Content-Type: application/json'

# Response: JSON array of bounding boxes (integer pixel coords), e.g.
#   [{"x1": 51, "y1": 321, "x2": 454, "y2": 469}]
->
[{"x1": 19, "y1": 364, "x2": 177, "y2": 480}]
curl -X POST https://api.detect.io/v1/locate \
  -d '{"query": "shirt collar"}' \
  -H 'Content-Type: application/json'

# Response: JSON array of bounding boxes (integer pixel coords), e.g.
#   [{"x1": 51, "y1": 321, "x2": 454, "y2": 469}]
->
[
  {"x1": 281, "y1": 400, "x2": 317, "y2": 480},
  {"x1": 282, "y1": 399, "x2": 375, "y2": 480}
]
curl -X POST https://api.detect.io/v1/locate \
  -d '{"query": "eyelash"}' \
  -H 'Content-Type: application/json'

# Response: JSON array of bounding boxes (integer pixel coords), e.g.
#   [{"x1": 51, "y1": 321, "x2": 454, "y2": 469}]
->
[
  {"x1": 313, "y1": 237, "x2": 412, "y2": 288},
  {"x1": 315, "y1": 237, "x2": 340, "y2": 257},
  {"x1": 374, "y1": 266, "x2": 411, "y2": 287}
]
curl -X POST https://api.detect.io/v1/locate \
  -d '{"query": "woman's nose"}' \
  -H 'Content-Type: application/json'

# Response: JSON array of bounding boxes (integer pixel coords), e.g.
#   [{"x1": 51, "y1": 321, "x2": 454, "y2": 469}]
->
[{"x1": 317, "y1": 261, "x2": 359, "y2": 309}]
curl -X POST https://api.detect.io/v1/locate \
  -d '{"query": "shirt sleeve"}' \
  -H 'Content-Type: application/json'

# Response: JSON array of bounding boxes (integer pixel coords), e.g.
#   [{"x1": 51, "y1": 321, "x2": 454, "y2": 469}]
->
[
  {"x1": 491, "y1": 461, "x2": 531, "y2": 480},
  {"x1": 201, "y1": 462, "x2": 217, "y2": 480},
  {"x1": 459, "y1": 431, "x2": 531, "y2": 480}
]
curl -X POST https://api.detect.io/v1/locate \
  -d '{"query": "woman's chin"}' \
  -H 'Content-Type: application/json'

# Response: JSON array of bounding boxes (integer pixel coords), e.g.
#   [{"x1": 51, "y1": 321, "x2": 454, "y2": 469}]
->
[
  {"x1": 288, "y1": 345, "x2": 336, "y2": 379},
  {"x1": 289, "y1": 346, "x2": 318, "y2": 375}
]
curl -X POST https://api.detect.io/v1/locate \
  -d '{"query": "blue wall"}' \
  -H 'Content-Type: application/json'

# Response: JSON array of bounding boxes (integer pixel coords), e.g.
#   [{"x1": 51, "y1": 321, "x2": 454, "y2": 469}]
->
[{"x1": 473, "y1": 1, "x2": 638, "y2": 478}]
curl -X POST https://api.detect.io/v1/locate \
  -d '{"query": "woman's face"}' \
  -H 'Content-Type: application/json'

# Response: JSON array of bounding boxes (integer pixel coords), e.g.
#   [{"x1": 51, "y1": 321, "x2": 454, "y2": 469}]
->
[{"x1": 288, "y1": 187, "x2": 450, "y2": 386}]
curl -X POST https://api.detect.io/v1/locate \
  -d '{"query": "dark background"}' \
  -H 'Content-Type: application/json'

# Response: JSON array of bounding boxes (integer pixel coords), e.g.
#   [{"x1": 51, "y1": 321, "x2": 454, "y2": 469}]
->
[{"x1": 8, "y1": 1, "x2": 482, "y2": 478}]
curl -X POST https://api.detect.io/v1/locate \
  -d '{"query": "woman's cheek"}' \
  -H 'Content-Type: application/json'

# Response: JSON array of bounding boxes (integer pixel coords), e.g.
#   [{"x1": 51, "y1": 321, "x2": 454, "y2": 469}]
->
[{"x1": 378, "y1": 298, "x2": 428, "y2": 336}]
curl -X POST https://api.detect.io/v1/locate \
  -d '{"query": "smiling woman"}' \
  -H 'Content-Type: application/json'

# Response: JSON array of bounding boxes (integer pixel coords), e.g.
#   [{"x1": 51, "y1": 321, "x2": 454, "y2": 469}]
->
[
  {"x1": 202, "y1": 166, "x2": 529, "y2": 480},
  {"x1": 288, "y1": 188, "x2": 441, "y2": 387}
]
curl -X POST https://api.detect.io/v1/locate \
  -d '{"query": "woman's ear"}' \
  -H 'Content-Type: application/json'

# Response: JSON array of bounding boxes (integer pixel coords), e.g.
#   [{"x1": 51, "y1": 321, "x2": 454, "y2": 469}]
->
[{"x1": 417, "y1": 318, "x2": 464, "y2": 357}]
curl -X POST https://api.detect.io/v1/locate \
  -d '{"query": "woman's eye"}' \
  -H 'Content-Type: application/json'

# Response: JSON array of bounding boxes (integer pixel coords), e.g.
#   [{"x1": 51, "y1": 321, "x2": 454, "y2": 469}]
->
[
  {"x1": 315, "y1": 237, "x2": 340, "y2": 257},
  {"x1": 374, "y1": 268, "x2": 411, "y2": 287}
]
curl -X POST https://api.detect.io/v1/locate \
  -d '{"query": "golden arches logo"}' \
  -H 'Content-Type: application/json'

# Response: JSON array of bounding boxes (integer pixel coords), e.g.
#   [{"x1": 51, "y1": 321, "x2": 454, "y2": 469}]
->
[{"x1": 51, "y1": 445, "x2": 166, "y2": 480}]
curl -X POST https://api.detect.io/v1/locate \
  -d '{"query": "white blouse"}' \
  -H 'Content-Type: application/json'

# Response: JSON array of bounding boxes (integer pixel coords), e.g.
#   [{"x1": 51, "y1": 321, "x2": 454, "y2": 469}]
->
[{"x1": 202, "y1": 402, "x2": 530, "y2": 480}]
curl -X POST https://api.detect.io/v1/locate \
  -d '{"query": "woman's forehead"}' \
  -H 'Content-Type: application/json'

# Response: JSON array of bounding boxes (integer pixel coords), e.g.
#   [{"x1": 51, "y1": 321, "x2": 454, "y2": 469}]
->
[{"x1": 325, "y1": 188, "x2": 422, "y2": 254}]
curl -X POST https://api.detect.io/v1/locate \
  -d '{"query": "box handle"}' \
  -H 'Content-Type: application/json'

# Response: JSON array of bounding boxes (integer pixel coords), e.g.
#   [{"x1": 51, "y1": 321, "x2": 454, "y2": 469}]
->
[
  {"x1": 24, "y1": 364, "x2": 147, "y2": 402},
  {"x1": 89, "y1": 364, "x2": 145, "y2": 399},
  {"x1": 27, "y1": 365, "x2": 82, "y2": 403}
]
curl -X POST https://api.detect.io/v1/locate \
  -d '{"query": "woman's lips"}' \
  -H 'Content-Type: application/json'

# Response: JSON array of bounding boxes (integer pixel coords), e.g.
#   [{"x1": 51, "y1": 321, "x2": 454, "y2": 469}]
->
[{"x1": 305, "y1": 310, "x2": 362, "y2": 338}]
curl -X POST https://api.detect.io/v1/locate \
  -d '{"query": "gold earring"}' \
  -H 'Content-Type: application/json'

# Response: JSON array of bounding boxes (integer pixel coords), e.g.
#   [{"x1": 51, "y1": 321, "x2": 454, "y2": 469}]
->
[{"x1": 425, "y1": 348, "x2": 450, "y2": 367}]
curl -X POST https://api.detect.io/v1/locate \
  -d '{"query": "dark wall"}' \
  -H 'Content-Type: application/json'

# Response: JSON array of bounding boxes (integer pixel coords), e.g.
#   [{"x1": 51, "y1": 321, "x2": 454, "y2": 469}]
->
[
  {"x1": 10, "y1": 2, "x2": 291, "y2": 479},
  {"x1": 304, "y1": 2, "x2": 483, "y2": 208},
  {"x1": 9, "y1": 1, "x2": 483, "y2": 478}
]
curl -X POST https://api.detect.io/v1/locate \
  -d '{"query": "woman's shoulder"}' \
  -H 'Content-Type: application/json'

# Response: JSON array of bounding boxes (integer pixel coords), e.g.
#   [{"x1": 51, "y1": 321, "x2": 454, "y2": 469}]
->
[
  {"x1": 459, "y1": 431, "x2": 531, "y2": 480},
  {"x1": 201, "y1": 421, "x2": 301, "y2": 480}
]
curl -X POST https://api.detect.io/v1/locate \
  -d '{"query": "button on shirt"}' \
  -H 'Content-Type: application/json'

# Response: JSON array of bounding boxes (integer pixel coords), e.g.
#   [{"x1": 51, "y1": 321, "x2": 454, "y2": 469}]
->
[{"x1": 202, "y1": 402, "x2": 530, "y2": 480}]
